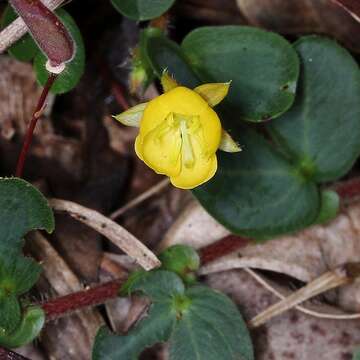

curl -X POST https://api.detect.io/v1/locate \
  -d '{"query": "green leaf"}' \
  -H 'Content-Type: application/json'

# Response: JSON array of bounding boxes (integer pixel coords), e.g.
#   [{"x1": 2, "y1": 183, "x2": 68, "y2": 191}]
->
[
  {"x1": 1, "y1": 5, "x2": 38, "y2": 62},
  {"x1": 314, "y1": 190, "x2": 340, "y2": 225},
  {"x1": 33, "y1": 9, "x2": 85, "y2": 94},
  {"x1": 170, "y1": 286, "x2": 254, "y2": 360},
  {"x1": 0, "y1": 295, "x2": 21, "y2": 334},
  {"x1": 0, "y1": 306, "x2": 45, "y2": 348},
  {"x1": 353, "y1": 348, "x2": 360, "y2": 360},
  {"x1": 182, "y1": 26, "x2": 299, "y2": 122},
  {"x1": 142, "y1": 28, "x2": 199, "y2": 88},
  {"x1": 193, "y1": 127, "x2": 320, "y2": 239},
  {"x1": 0, "y1": 254, "x2": 41, "y2": 296},
  {"x1": 0, "y1": 178, "x2": 54, "y2": 253},
  {"x1": 110, "y1": 0, "x2": 176, "y2": 21},
  {"x1": 159, "y1": 245, "x2": 200, "y2": 285},
  {"x1": 268, "y1": 36, "x2": 360, "y2": 182},
  {"x1": 122, "y1": 270, "x2": 185, "y2": 302},
  {"x1": 93, "y1": 271, "x2": 183, "y2": 360},
  {"x1": 93, "y1": 302, "x2": 177, "y2": 360}
]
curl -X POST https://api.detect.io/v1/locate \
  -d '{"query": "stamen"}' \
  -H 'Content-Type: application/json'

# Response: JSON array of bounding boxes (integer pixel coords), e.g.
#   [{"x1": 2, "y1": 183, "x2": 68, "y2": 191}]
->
[{"x1": 180, "y1": 120, "x2": 195, "y2": 168}]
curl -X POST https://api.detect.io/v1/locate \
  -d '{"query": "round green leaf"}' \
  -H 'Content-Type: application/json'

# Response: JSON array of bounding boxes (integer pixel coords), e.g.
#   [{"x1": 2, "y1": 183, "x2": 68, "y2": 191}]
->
[
  {"x1": 169, "y1": 286, "x2": 254, "y2": 360},
  {"x1": 193, "y1": 127, "x2": 320, "y2": 239},
  {"x1": 0, "y1": 295, "x2": 21, "y2": 334},
  {"x1": 314, "y1": 190, "x2": 340, "y2": 225},
  {"x1": 268, "y1": 36, "x2": 360, "y2": 182},
  {"x1": 0, "y1": 254, "x2": 41, "y2": 296},
  {"x1": 0, "y1": 178, "x2": 54, "y2": 253},
  {"x1": 1, "y1": 5, "x2": 39, "y2": 62},
  {"x1": 93, "y1": 270, "x2": 183, "y2": 360},
  {"x1": 33, "y1": 9, "x2": 85, "y2": 94},
  {"x1": 182, "y1": 26, "x2": 299, "y2": 122},
  {"x1": 142, "y1": 28, "x2": 199, "y2": 88},
  {"x1": 0, "y1": 306, "x2": 45, "y2": 348},
  {"x1": 110, "y1": 0, "x2": 176, "y2": 21},
  {"x1": 159, "y1": 245, "x2": 200, "y2": 285}
]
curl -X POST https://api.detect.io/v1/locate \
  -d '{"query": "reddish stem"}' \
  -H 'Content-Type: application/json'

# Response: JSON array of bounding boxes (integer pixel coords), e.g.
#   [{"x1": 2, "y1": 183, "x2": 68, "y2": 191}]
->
[
  {"x1": 111, "y1": 82, "x2": 130, "y2": 111},
  {"x1": 39, "y1": 236, "x2": 248, "y2": 320},
  {"x1": 200, "y1": 235, "x2": 249, "y2": 265},
  {"x1": 334, "y1": 177, "x2": 360, "y2": 199},
  {"x1": 0, "y1": 347, "x2": 29, "y2": 360},
  {"x1": 15, "y1": 73, "x2": 57, "y2": 178},
  {"x1": 42, "y1": 279, "x2": 124, "y2": 321},
  {"x1": 35, "y1": 176, "x2": 360, "y2": 321}
]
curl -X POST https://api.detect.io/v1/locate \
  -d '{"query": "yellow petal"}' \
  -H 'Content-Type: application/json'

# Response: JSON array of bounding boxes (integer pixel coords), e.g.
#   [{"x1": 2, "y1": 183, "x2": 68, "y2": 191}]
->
[
  {"x1": 134, "y1": 134, "x2": 144, "y2": 160},
  {"x1": 140, "y1": 87, "x2": 222, "y2": 155},
  {"x1": 113, "y1": 103, "x2": 147, "y2": 127},
  {"x1": 194, "y1": 82, "x2": 231, "y2": 107},
  {"x1": 139, "y1": 87, "x2": 208, "y2": 136},
  {"x1": 170, "y1": 154, "x2": 217, "y2": 189},
  {"x1": 141, "y1": 114, "x2": 182, "y2": 177},
  {"x1": 219, "y1": 130, "x2": 241, "y2": 152},
  {"x1": 161, "y1": 71, "x2": 179, "y2": 93}
]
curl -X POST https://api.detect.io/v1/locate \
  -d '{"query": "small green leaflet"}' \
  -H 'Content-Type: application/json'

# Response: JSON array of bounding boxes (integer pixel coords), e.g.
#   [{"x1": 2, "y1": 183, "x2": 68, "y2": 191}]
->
[
  {"x1": 93, "y1": 270, "x2": 253, "y2": 360},
  {"x1": 110, "y1": 0, "x2": 176, "y2": 21},
  {"x1": 0, "y1": 178, "x2": 53, "y2": 348}
]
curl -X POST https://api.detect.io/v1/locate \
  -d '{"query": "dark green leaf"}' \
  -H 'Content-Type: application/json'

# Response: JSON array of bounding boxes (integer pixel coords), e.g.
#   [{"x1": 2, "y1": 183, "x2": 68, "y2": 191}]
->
[
  {"x1": 268, "y1": 36, "x2": 360, "y2": 182},
  {"x1": 110, "y1": 0, "x2": 176, "y2": 21},
  {"x1": 0, "y1": 254, "x2": 41, "y2": 296},
  {"x1": 1, "y1": 5, "x2": 38, "y2": 61},
  {"x1": 142, "y1": 28, "x2": 199, "y2": 88},
  {"x1": 33, "y1": 9, "x2": 85, "y2": 94},
  {"x1": 314, "y1": 190, "x2": 340, "y2": 225},
  {"x1": 182, "y1": 26, "x2": 299, "y2": 122},
  {"x1": 170, "y1": 286, "x2": 253, "y2": 360},
  {"x1": 0, "y1": 295, "x2": 21, "y2": 334},
  {"x1": 122, "y1": 270, "x2": 185, "y2": 302},
  {"x1": 0, "y1": 306, "x2": 45, "y2": 348},
  {"x1": 93, "y1": 302, "x2": 176, "y2": 360},
  {"x1": 159, "y1": 245, "x2": 200, "y2": 285},
  {"x1": 193, "y1": 127, "x2": 320, "y2": 239},
  {"x1": 0, "y1": 178, "x2": 54, "y2": 253},
  {"x1": 93, "y1": 271, "x2": 183, "y2": 360}
]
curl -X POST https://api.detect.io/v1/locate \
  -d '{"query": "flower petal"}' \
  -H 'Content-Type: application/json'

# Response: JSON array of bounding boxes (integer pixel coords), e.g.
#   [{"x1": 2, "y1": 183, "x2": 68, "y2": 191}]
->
[
  {"x1": 170, "y1": 154, "x2": 217, "y2": 189},
  {"x1": 141, "y1": 114, "x2": 182, "y2": 177},
  {"x1": 194, "y1": 82, "x2": 231, "y2": 107},
  {"x1": 140, "y1": 87, "x2": 209, "y2": 136}
]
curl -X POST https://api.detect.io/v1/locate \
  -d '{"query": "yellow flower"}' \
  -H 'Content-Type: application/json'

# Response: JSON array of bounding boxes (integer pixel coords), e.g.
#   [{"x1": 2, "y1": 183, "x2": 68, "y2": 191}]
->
[{"x1": 114, "y1": 73, "x2": 240, "y2": 189}]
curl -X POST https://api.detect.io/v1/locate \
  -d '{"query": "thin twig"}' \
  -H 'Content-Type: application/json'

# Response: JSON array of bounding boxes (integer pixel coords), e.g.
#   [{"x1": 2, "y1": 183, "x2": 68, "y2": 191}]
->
[
  {"x1": 49, "y1": 198, "x2": 161, "y2": 271},
  {"x1": 15, "y1": 73, "x2": 57, "y2": 177},
  {"x1": 42, "y1": 279, "x2": 124, "y2": 322},
  {"x1": 0, "y1": 347, "x2": 29, "y2": 360},
  {"x1": 110, "y1": 178, "x2": 170, "y2": 220},
  {"x1": 245, "y1": 268, "x2": 360, "y2": 320},
  {"x1": 0, "y1": 0, "x2": 65, "y2": 54},
  {"x1": 248, "y1": 266, "x2": 351, "y2": 328}
]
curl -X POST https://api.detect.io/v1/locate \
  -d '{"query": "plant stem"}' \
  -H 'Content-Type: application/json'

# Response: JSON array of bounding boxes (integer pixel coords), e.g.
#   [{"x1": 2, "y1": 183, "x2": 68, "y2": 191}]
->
[
  {"x1": 0, "y1": 346, "x2": 30, "y2": 360},
  {"x1": 37, "y1": 177, "x2": 360, "y2": 321},
  {"x1": 42, "y1": 279, "x2": 124, "y2": 321},
  {"x1": 200, "y1": 235, "x2": 249, "y2": 265},
  {"x1": 39, "y1": 236, "x2": 248, "y2": 320},
  {"x1": 15, "y1": 73, "x2": 57, "y2": 178}
]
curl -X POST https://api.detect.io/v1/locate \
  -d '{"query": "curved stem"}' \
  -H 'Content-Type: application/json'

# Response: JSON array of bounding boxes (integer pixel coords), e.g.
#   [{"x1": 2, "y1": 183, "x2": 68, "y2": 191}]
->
[
  {"x1": 42, "y1": 279, "x2": 124, "y2": 321},
  {"x1": 15, "y1": 73, "x2": 57, "y2": 178}
]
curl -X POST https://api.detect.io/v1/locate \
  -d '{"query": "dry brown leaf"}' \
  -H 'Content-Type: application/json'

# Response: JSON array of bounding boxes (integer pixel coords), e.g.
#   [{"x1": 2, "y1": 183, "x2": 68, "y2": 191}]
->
[
  {"x1": 162, "y1": 197, "x2": 360, "y2": 313},
  {"x1": 207, "y1": 270, "x2": 360, "y2": 360},
  {"x1": 236, "y1": 0, "x2": 360, "y2": 52}
]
